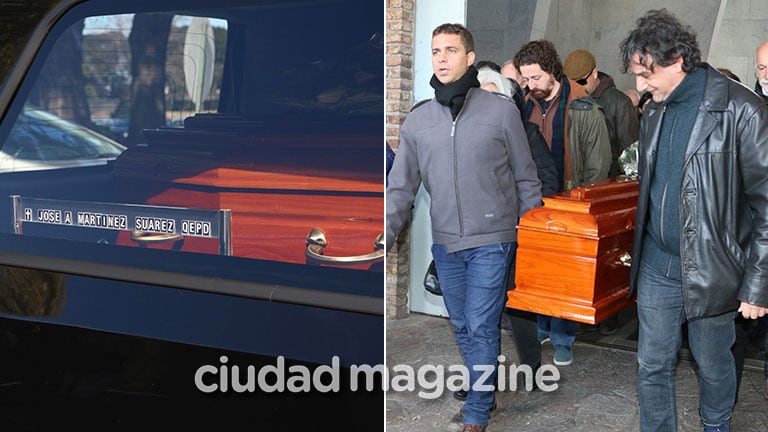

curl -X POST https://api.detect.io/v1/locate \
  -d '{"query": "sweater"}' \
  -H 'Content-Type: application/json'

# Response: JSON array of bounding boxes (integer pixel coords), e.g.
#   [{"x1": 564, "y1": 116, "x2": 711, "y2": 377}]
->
[{"x1": 641, "y1": 66, "x2": 707, "y2": 280}]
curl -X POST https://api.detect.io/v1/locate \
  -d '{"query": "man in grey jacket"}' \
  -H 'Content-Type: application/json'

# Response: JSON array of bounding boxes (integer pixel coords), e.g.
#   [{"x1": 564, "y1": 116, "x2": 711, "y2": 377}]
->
[{"x1": 386, "y1": 23, "x2": 541, "y2": 432}]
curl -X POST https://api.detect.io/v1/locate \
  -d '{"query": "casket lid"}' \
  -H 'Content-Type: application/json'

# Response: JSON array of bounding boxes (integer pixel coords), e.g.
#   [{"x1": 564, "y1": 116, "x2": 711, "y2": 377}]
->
[
  {"x1": 541, "y1": 177, "x2": 638, "y2": 213},
  {"x1": 518, "y1": 177, "x2": 638, "y2": 236}
]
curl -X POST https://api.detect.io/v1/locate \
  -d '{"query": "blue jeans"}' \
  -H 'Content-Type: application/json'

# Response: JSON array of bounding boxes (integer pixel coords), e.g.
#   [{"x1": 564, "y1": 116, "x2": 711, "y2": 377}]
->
[
  {"x1": 432, "y1": 242, "x2": 513, "y2": 427},
  {"x1": 636, "y1": 261, "x2": 736, "y2": 431},
  {"x1": 536, "y1": 315, "x2": 576, "y2": 347}
]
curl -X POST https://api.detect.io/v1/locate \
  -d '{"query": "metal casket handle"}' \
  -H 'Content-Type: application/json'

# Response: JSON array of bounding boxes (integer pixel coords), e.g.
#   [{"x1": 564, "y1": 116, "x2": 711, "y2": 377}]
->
[
  {"x1": 616, "y1": 251, "x2": 632, "y2": 267},
  {"x1": 130, "y1": 231, "x2": 185, "y2": 250},
  {"x1": 305, "y1": 227, "x2": 384, "y2": 266}
]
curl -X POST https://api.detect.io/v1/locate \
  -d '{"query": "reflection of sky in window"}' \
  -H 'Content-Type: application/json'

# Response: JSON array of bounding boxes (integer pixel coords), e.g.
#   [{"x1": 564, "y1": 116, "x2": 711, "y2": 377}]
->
[{"x1": 83, "y1": 14, "x2": 227, "y2": 36}]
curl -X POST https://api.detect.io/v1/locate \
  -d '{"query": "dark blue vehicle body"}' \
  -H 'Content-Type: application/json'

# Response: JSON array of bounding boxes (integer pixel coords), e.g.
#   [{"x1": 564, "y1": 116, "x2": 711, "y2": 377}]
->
[{"x1": 0, "y1": 0, "x2": 384, "y2": 429}]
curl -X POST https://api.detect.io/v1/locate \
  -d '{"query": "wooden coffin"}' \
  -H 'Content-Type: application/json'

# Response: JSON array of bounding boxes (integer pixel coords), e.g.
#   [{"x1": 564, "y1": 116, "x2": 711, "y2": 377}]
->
[
  {"x1": 506, "y1": 177, "x2": 638, "y2": 323},
  {"x1": 111, "y1": 118, "x2": 383, "y2": 271}
]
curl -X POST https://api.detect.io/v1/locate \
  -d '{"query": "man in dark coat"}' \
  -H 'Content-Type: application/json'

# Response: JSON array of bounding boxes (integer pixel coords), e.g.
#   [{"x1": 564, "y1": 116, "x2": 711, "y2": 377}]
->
[{"x1": 621, "y1": 9, "x2": 768, "y2": 432}]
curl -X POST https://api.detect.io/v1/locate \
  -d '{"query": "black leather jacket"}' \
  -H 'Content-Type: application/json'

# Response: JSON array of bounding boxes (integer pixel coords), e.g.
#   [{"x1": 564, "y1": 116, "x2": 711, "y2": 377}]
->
[{"x1": 629, "y1": 65, "x2": 768, "y2": 318}]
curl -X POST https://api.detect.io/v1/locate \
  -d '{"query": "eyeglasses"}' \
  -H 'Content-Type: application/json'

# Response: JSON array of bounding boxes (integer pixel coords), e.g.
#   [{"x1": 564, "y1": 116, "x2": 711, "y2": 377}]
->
[{"x1": 575, "y1": 68, "x2": 594, "y2": 85}]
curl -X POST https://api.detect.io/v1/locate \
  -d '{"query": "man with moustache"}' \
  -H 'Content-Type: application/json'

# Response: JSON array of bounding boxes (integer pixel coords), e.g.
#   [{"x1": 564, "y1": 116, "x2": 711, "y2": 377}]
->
[
  {"x1": 512, "y1": 39, "x2": 611, "y2": 367},
  {"x1": 756, "y1": 40, "x2": 768, "y2": 105},
  {"x1": 386, "y1": 23, "x2": 541, "y2": 432}
]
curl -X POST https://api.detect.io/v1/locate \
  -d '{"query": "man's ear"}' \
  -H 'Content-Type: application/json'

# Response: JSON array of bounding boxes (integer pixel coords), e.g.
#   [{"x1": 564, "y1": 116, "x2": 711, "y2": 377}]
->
[
  {"x1": 467, "y1": 50, "x2": 476, "y2": 67},
  {"x1": 672, "y1": 56, "x2": 684, "y2": 71}
]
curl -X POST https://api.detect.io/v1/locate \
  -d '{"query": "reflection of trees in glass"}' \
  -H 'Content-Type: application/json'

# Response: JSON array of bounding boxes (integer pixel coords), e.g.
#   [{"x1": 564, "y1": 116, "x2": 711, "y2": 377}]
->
[
  {"x1": 165, "y1": 23, "x2": 226, "y2": 116},
  {"x1": 127, "y1": 14, "x2": 172, "y2": 145},
  {"x1": 79, "y1": 15, "x2": 227, "y2": 142},
  {"x1": 28, "y1": 21, "x2": 94, "y2": 129},
  {"x1": 18, "y1": 13, "x2": 229, "y2": 145},
  {"x1": 0, "y1": 266, "x2": 64, "y2": 317},
  {"x1": 82, "y1": 30, "x2": 131, "y2": 115}
]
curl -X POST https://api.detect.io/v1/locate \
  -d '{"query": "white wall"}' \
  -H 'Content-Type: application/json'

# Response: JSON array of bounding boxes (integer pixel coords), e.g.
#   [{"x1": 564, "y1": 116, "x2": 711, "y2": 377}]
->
[
  {"x1": 462, "y1": 0, "x2": 767, "y2": 93},
  {"x1": 409, "y1": 0, "x2": 466, "y2": 317},
  {"x1": 708, "y1": 0, "x2": 768, "y2": 88},
  {"x1": 542, "y1": 0, "x2": 722, "y2": 92},
  {"x1": 414, "y1": 0, "x2": 467, "y2": 101}
]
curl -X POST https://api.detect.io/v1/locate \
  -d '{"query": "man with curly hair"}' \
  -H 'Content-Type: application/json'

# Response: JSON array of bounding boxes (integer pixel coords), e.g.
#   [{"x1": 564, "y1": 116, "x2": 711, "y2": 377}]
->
[
  {"x1": 621, "y1": 9, "x2": 768, "y2": 432},
  {"x1": 512, "y1": 39, "x2": 612, "y2": 367}
]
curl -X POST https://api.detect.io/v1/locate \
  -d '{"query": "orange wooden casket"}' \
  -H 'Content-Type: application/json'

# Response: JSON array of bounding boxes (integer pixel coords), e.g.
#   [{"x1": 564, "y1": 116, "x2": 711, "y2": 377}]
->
[
  {"x1": 111, "y1": 115, "x2": 384, "y2": 271},
  {"x1": 506, "y1": 177, "x2": 639, "y2": 323}
]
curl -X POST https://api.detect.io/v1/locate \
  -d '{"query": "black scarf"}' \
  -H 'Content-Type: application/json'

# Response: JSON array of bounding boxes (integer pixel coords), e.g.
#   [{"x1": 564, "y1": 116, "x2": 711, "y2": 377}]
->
[{"x1": 430, "y1": 65, "x2": 480, "y2": 119}]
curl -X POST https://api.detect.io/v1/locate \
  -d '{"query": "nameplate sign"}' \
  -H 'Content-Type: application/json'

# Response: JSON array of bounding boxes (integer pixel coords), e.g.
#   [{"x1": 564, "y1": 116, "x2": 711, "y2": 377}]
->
[{"x1": 11, "y1": 195, "x2": 231, "y2": 255}]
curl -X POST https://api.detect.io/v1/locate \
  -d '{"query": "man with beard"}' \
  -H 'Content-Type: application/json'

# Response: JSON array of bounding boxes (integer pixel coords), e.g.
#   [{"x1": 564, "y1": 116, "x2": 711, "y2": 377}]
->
[
  {"x1": 756, "y1": 40, "x2": 768, "y2": 105},
  {"x1": 512, "y1": 40, "x2": 612, "y2": 367},
  {"x1": 386, "y1": 23, "x2": 541, "y2": 432}
]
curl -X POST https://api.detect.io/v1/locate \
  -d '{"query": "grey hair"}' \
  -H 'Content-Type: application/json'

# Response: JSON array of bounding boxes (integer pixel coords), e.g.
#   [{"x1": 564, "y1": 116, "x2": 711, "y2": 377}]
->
[{"x1": 477, "y1": 66, "x2": 513, "y2": 98}]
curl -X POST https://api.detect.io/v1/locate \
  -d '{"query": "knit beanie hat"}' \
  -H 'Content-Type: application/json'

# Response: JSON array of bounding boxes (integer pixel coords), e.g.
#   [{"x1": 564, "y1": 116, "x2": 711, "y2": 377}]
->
[{"x1": 563, "y1": 49, "x2": 596, "y2": 80}]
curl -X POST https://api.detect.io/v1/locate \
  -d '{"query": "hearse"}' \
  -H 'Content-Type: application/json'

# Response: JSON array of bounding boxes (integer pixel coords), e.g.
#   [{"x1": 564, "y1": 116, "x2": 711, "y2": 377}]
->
[{"x1": 0, "y1": 0, "x2": 383, "y2": 429}]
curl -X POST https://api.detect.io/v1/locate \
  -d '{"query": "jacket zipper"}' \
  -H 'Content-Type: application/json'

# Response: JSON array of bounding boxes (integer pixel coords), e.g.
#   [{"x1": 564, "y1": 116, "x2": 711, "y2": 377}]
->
[
  {"x1": 452, "y1": 93, "x2": 471, "y2": 238},
  {"x1": 451, "y1": 118, "x2": 463, "y2": 237},
  {"x1": 660, "y1": 183, "x2": 668, "y2": 248}
]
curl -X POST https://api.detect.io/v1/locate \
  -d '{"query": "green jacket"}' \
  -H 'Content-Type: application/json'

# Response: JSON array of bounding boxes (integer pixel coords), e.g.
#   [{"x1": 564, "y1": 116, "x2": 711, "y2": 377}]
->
[
  {"x1": 527, "y1": 78, "x2": 611, "y2": 190},
  {"x1": 566, "y1": 95, "x2": 612, "y2": 189},
  {"x1": 591, "y1": 72, "x2": 640, "y2": 177}
]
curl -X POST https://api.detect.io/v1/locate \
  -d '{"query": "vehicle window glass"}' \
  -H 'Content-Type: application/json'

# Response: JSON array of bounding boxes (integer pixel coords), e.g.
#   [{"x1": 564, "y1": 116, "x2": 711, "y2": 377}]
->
[{"x1": 0, "y1": 1, "x2": 383, "y2": 274}]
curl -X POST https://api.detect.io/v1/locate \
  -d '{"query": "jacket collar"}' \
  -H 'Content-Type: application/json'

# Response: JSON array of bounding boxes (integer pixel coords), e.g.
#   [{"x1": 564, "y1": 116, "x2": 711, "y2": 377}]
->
[
  {"x1": 640, "y1": 64, "x2": 718, "y2": 169},
  {"x1": 645, "y1": 64, "x2": 725, "y2": 115},
  {"x1": 661, "y1": 65, "x2": 707, "y2": 111},
  {"x1": 591, "y1": 71, "x2": 614, "y2": 98},
  {"x1": 644, "y1": 65, "x2": 724, "y2": 132},
  {"x1": 754, "y1": 79, "x2": 768, "y2": 101},
  {"x1": 700, "y1": 63, "x2": 729, "y2": 112},
  {"x1": 565, "y1": 76, "x2": 585, "y2": 101}
]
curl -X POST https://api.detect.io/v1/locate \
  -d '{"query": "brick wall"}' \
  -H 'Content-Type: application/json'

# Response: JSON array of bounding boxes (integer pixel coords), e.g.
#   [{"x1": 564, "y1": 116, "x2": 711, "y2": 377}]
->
[{"x1": 385, "y1": 0, "x2": 415, "y2": 319}]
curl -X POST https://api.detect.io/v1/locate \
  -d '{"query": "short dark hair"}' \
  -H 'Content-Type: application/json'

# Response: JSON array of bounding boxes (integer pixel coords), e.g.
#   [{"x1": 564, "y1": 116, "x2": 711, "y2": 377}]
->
[
  {"x1": 432, "y1": 23, "x2": 474, "y2": 53},
  {"x1": 619, "y1": 9, "x2": 701, "y2": 74},
  {"x1": 476, "y1": 60, "x2": 501, "y2": 73},
  {"x1": 513, "y1": 40, "x2": 563, "y2": 81}
]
